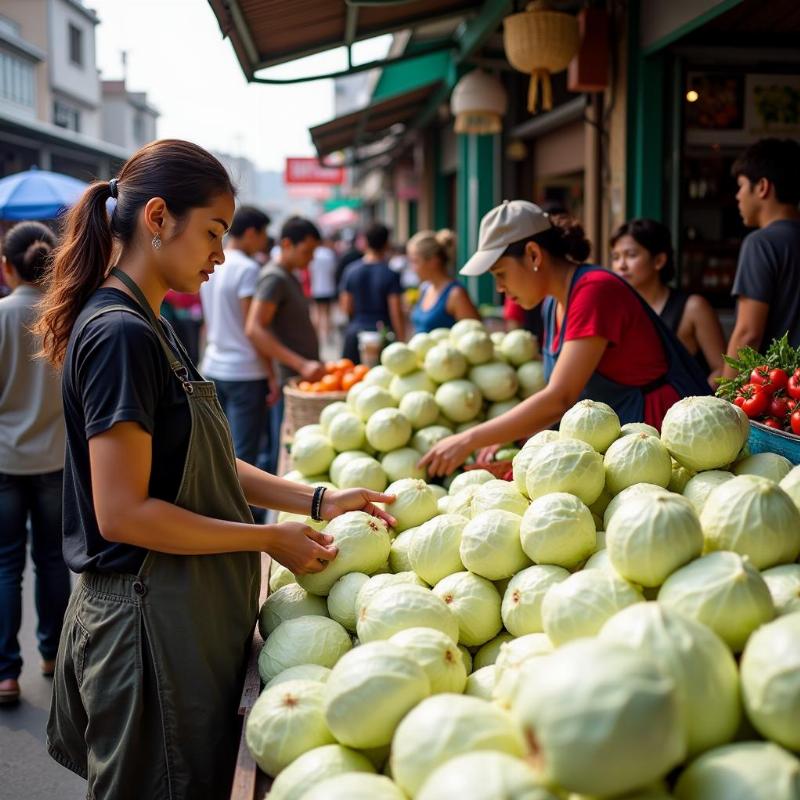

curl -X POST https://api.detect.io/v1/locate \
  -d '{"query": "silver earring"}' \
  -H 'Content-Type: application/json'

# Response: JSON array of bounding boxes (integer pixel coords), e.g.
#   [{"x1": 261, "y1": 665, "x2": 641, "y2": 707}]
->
[
  {"x1": 152, "y1": 233, "x2": 162, "y2": 250},
  {"x1": 533, "y1": 266, "x2": 539, "y2": 272}
]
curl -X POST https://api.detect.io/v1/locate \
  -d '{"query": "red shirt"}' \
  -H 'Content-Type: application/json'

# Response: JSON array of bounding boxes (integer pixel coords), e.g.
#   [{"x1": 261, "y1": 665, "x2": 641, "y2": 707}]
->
[
  {"x1": 503, "y1": 296, "x2": 526, "y2": 324},
  {"x1": 550, "y1": 270, "x2": 680, "y2": 429}
]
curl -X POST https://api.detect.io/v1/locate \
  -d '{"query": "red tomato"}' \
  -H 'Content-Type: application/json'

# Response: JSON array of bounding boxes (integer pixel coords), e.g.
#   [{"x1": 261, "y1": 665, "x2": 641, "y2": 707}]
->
[
  {"x1": 768, "y1": 393, "x2": 790, "y2": 419},
  {"x1": 788, "y1": 399, "x2": 800, "y2": 413},
  {"x1": 787, "y1": 373, "x2": 800, "y2": 400},
  {"x1": 750, "y1": 365, "x2": 771, "y2": 387},
  {"x1": 764, "y1": 417, "x2": 784, "y2": 429},
  {"x1": 750, "y1": 366, "x2": 788, "y2": 395},
  {"x1": 791, "y1": 410, "x2": 800, "y2": 435},
  {"x1": 736, "y1": 383, "x2": 769, "y2": 418},
  {"x1": 769, "y1": 368, "x2": 789, "y2": 393}
]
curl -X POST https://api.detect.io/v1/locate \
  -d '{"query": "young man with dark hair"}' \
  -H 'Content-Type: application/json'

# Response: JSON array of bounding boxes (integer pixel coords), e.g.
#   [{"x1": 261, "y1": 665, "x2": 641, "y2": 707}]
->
[
  {"x1": 247, "y1": 217, "x2": 325, "y2": 468},
  {"x1": 723, "y1": 138, "x2": 800, "y2": 376},
  {"x1": 364, "y1": 222, "x2": 390, "y2": 252},
  {"x1": 334, "y1": 229, "x2": 364, "y2": 289},
  {"x1": 200, "y1": 204, "x2": 276, "y2": 471},
  {"x1": 339, "y1": 222, "x2": 405, "y2": 362}
]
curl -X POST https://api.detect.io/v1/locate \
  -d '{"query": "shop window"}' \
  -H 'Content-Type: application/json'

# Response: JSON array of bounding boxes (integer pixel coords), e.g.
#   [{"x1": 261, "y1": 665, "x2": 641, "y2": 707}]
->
[
  {"x1": 133, "y1": 111, "x2": 145, "y2": 143},
  {"x1": 53, "y1": 100, "x2": 81, "y2": 132},
  {"x1": 0, "y1": 50, "x2": 35, "y2": 108},
  {"x1": 669, "y1": 67, "x2": 799, "y2": 307},
  {"x1": 69, "y1": 23, "x2": 83, "y2": 67}
]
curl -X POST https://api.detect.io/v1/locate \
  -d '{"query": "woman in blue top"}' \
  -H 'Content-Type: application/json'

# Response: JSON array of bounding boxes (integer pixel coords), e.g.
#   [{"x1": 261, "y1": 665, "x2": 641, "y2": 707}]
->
[{"x1": 408, "y1": 229, "x2": 479, "y2": 333}]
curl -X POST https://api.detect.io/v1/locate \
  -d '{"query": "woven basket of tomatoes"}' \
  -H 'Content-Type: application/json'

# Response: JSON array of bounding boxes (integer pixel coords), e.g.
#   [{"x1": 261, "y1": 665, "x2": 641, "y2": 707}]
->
[
  {"x1": 717, "y1": 335, "x2": 800, "y2": 464},
  {"x1": 283, "y1": 359, "x2": 368, "y2": 436}
]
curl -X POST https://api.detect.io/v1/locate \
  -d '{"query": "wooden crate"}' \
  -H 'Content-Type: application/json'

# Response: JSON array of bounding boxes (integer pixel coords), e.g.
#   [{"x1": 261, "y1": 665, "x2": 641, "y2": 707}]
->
[
  {"x1": 230, "y1": 424, "x2": 295, "y2": 799},
  {"x1": 229, "y1": 553, "x2": 272, "y2": 800}
]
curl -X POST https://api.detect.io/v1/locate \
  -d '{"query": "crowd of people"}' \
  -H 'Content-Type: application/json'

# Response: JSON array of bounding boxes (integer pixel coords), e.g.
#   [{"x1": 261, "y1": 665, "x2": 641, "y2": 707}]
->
[{"x1": 0, "y1": 135, "x2": 798, "y2": 795}]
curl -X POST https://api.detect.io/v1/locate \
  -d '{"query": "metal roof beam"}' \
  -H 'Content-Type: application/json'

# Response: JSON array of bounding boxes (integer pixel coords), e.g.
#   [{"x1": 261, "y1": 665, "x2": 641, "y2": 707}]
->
[
  {"x1": 344, "y1": 4, "x2": 359, "y2": 68},
  {"x1": 455, "y1": 0, "x2": 512, "y2": 64},
  {"x1": 208, "y1": 0, "x2": 260, "y2": 79},
  {"x1": 251, "y1": 40, "x2": 456, "y2": 85}
]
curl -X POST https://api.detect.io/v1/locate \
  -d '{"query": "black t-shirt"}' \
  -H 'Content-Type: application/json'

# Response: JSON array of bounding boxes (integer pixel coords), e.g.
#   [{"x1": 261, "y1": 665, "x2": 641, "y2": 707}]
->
[
  {"x1": 342, "y1": 259, "x2": 403, "y2": 327},
  {"x1": 62, "y1": 288, "x2": 198, "y2": 574},
  {"x1": 732, "y1": 220, "x2": 800, "y2": 351}
]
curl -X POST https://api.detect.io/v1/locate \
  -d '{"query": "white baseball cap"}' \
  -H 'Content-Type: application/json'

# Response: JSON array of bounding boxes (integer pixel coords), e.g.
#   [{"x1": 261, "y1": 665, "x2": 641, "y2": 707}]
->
[{"x1": 460, "y1": 200, "x2": 552, "y2": 277}]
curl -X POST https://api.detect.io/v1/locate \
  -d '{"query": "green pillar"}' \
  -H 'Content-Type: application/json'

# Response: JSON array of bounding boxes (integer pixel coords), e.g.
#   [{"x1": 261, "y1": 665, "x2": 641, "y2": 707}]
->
[
  {"x1": 625, "y1": 0, "x2": 665, "y2": 220},
  {"x1": 408, "y1": 200, "x2": 418, "y2": 236},
  {"x1": 457, "y1": 132, "x2": 499, "y2": 306},
  {"x1": 626, "y1": 49, "x2": 666, "y2": 220},
  {"x1": 433, "y1": 130, "x2": 451, "y2": 231}
]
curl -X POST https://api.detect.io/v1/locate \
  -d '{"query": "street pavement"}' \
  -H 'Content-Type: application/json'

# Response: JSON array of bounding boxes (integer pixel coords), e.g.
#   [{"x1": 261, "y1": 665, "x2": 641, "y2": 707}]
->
[{"x1": 0, "y1": 561, "x2": 85, "y2": 800}]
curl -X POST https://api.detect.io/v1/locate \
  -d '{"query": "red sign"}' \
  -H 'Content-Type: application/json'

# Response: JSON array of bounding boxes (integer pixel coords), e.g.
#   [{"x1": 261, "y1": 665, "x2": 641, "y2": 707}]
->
[{"x1": 285, "y1": 158, "x2": 345, "y2": 185}]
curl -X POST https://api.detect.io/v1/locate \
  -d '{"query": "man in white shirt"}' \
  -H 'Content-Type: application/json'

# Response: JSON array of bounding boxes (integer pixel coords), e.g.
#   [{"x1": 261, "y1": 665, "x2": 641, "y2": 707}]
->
[
  {"x1": 200, "y1": 206, "x2": 277, "y2": 468},
  {"x1": 309, "y1": 238, "x2": 338, "y2": 339}
]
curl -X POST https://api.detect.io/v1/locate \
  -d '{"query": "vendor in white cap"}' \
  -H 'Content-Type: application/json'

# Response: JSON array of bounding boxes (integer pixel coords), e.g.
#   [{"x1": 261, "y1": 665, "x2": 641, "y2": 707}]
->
[{"x1": 421, "y1": 200, "x2": 710, "y2": 477}]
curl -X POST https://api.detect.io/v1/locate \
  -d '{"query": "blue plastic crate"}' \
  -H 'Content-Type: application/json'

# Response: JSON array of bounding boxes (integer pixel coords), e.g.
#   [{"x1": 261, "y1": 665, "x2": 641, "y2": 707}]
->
[{"x1": 748, "y1": 420, "x2": 800, "y2": 465}]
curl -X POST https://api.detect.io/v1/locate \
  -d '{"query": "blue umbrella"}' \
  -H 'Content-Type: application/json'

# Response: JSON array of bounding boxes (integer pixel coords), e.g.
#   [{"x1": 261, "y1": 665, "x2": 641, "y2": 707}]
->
[{"x1": 0, "y1": 167, "x2": 89, "y2": 220}]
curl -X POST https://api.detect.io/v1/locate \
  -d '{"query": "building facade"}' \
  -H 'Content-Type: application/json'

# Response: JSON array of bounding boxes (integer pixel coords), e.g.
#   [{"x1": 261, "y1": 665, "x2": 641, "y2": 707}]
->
[
  {"x1": 101, "y1": 79, "x2": 159, "y2": 152},
  {"x1": 0, "y1": 0, "x2": 153, "y2": 181}
]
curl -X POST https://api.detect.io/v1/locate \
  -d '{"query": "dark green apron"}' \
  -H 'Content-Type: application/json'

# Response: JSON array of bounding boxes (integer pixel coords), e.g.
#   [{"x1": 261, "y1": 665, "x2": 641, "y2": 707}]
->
[{"x1": 47, "y1": 270, "x2": 260, "y2": 799}]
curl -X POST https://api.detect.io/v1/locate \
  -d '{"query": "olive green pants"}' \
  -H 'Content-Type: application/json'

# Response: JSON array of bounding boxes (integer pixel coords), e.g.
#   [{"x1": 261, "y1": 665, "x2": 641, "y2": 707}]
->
[{"x1": 47, "y1": 570, "x2": 246, "y2": 800}]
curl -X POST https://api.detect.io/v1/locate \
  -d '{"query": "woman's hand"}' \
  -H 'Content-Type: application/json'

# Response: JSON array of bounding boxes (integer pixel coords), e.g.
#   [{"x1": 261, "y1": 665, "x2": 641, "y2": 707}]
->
[
  {"x1": 266, "y1": 522, "x2": 338, "y2": 575},
  {"x1": 321, "y1": 488, "x2": 397, "y2": 528},
  {"x1": 419, "y1": 432, "x2": 474, "y2": 478},
  {"x1": 476, "y1": 443, "x2": 502, "y2": 464}
]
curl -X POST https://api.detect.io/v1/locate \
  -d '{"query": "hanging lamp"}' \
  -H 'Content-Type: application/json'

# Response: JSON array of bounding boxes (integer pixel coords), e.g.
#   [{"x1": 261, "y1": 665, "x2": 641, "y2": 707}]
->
[
  {"x1": 503, "y1": 0, "x2": 579, "y2": 113},
  {"x1": 450, "y1": 70, "x2": 508, "y2": 135}
]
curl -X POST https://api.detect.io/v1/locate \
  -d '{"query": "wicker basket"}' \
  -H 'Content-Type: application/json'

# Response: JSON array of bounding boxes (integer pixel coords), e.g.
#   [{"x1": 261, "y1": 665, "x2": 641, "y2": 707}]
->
[
  {"x1": 282, "y1": 379, "x2": 346, "y2": 439},
  {"x1": 503, "y1": 1, "x2": 579, "y2": 111}
]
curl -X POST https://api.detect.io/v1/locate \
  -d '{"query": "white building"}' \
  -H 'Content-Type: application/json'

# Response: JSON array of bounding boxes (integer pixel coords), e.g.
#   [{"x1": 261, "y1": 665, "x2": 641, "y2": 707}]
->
[
  {"x1": 0, "y1": 0, "x2": 149, "y2": 180},
  {"x1": 48, "y1": 0, "x2": 101, "y2": 138},
  {"x1": 101, "y1": 79, "x2": 159, "y2": 152},
  {"x1": 213, "y1": 149, "x2": 260, "y2": 206}
]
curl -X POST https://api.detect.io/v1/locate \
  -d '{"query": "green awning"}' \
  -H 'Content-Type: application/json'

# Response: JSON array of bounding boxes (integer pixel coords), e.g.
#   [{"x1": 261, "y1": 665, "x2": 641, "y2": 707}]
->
[{"x1": 309, "y1": 81, "x2": 443, "y2": 161}]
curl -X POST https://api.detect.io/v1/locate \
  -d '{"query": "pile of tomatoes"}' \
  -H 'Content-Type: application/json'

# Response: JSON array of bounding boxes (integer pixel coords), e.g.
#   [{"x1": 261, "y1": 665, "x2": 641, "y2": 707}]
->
[
  {"x1": 297, "y1": 358, "x2": 369, "y2": 394},
  {"x1": 733, "y1": 365, "x2": 800, "y2": 434}
]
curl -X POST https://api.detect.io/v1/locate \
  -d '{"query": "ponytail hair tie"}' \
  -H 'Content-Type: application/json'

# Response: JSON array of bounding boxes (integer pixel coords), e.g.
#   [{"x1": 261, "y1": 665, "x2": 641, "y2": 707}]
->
[{"x1": 108, "y1": 178, "x2": 118, "y2": 199}]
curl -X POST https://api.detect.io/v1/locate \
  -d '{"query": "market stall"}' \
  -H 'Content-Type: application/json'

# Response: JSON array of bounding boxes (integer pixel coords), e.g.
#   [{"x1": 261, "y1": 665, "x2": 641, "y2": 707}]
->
[{"x1": 232, "y1": 319, "x2": 800, "y2": 799}]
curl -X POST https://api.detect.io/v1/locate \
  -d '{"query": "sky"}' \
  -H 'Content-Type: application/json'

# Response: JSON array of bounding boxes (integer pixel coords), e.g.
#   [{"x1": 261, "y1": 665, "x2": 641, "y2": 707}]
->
[{"x1": 90, "y1": 0, "x2": 390, "y2": 172}]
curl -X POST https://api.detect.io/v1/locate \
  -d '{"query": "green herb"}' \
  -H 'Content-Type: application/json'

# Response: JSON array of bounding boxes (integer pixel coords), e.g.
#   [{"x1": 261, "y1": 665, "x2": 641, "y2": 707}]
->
[{"x1": 715, "y1": 334, "x2": 800, "y2": 401}]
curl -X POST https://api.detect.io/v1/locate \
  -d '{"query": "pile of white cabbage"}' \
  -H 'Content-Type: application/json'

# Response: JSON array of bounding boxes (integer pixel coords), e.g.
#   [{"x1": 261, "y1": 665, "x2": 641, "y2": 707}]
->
[
  {"x1": 285, "y1": 321, "x2": 546, "y2": 489},
  {"x1": 250, "y1": 385, "x2": 800, "y2": 799}
]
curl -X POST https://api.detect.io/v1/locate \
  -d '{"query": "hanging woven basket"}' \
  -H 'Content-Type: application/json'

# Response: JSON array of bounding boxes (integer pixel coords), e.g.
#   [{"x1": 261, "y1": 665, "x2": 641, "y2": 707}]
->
[{"x1": 503, "y1": 1, "x2": 579, "y2": 113}]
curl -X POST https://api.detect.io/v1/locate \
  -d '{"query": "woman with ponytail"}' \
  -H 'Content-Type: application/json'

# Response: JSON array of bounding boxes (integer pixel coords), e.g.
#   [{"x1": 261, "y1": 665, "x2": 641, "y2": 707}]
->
[
  {"x1": 422, "y1": 201, "x2": 710, "y2": 476},
  {"x1": 408, "y1": 228, "x2": 479, "y2": 332},
  {"x1": 0, "y1": 221, "x2": 70, "y2": 706},
  {"x1": 38, "y1": 139, "x2": 395, "y2": 799}
]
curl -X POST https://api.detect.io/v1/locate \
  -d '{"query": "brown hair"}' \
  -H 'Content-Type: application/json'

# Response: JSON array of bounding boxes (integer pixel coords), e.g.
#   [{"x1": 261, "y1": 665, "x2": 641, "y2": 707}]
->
[
  {"x1": 504, "y1": 213, "x2": 591, "y2": 264},
  {"x1": 1, "y1": 221, "x2": 56, "y2": 284},
  {"x1": 35, "y1": 139, "x2": 234, "y2": 366},
  {"x1": 407, "y1": 229, "x2": 456, "y2": 271}
]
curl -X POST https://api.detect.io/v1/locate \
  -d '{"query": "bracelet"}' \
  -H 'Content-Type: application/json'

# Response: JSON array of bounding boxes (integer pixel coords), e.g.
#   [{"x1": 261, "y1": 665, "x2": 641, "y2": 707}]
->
[{"x1": 311, "y1": 486, "x2": 327, "y2": 522}]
